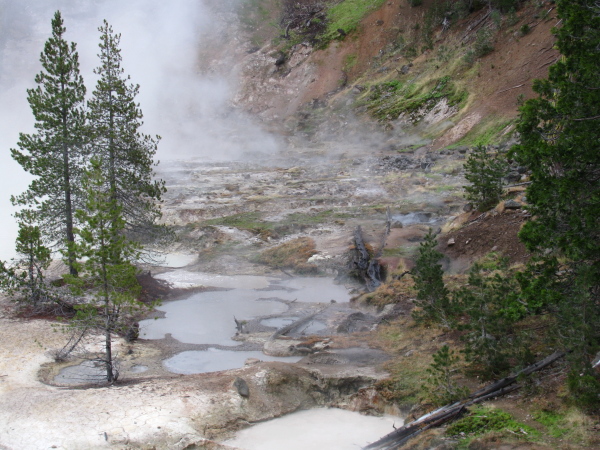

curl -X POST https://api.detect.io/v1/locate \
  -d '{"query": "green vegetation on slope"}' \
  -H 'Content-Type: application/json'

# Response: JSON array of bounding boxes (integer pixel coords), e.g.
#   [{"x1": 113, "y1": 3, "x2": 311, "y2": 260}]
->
[
  {"x1": 364, "y1": 76, "x2": 468, "y2": 123},
  {"x1": 447, "y1": 406, "x2": 539, "y2": 448},
  {"x1": 321, "y1": 0, "x2": 386, "y2": 45}
]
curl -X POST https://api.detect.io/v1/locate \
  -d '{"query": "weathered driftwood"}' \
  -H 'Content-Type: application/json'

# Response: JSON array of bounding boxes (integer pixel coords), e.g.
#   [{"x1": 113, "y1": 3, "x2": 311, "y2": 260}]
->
[
  {"x1": 264, "y1": 309, "x2": 327, "y2": 356},
  {"x1": 268, "y1": 309, "x2": 325, "y2": 341},
  {"x1": 363, "y1": 351, "x2": 566, "y2": 450},
  {"x1": 234, "y1": 316, "x2": 246, "y2": 334}
]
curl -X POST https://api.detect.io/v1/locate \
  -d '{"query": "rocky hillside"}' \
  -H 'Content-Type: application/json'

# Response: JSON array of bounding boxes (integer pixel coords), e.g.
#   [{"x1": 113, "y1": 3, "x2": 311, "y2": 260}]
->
[{"x1": 223, "y1": 0, "x2": 560, "y2": 149}]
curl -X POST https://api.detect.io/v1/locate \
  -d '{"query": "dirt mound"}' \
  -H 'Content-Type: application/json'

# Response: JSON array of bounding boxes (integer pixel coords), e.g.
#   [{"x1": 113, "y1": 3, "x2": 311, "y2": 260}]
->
[{"x1": 441, "y1": 209, "x2": 531, "y2": 273}]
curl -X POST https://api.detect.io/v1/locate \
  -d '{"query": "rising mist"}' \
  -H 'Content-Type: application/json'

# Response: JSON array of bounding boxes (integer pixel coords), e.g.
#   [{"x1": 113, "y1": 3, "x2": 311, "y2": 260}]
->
[{"x1": 0, "y1": 0, "x2": 280, "y2": 259}]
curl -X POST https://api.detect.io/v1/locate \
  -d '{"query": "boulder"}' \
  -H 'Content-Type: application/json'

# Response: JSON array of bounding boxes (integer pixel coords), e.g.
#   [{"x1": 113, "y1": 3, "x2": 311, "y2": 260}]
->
[
  {"x1": 233, "y1": 377, "x2": 250, "y2": 398},
  {"x1": 504, "y1": 199, "x2": 522, "y2": 210}
]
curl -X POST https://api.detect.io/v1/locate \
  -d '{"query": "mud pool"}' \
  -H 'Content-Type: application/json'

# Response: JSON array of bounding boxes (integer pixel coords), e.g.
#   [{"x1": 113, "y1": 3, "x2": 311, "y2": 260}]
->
[
  {"x1": 138, "y1": 275, "x2": 351, "y2": 373},
  {"x1": 223, "y1": 408, "x2": 401, "y2": 450},
  {"x1": 163, "y1": 348, "x2": 302, "y2": 374},
  {"x1": 54, "y1": 360, "x2": 107, "y2": 385},
  {"x1": 260, "y1": 316, "x2": 327, "y2": 334},
  {"x1": 139, "y1": 289, "x2": 289, "y2": 346}
]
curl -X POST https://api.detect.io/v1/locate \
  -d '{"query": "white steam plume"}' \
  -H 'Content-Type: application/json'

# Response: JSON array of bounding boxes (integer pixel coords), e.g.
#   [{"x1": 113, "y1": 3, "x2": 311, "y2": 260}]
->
[{"x1": 0, "y1": 0, "x2": 279, "y2": 258}]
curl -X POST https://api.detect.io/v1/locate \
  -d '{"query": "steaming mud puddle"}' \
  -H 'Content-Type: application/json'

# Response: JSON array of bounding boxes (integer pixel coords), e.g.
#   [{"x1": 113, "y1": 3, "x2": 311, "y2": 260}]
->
[
  {"x1": 163, "y1": 348, "x2": 301, "y2": 374},
  {"x1": 139, "y1": 289, "x2": 289, "y2": 346},
  {"x1": 139, "y1": 274, "x2": 350, "y2": 373},
  {"x1": 223, "y1": 408, "x2": 401, "y2": 450}
]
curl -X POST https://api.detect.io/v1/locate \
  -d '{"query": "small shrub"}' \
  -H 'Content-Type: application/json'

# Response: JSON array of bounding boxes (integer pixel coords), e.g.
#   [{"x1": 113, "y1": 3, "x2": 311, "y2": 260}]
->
[
  {"x1": 566, "y1": 371, "x2": 600, "y2": 412},
  {"x1": 474, "y1": 27, "x2": 495, "y2": 58},
  {"x1": 462, "y1": 49, "x2": 476, "y2": 67},
  {"x1": 454, "y1": 262, "x2": 524, "y2": 379},
  {"x1": 491, "y1": 9, "x2": 502, "y2": 28},
  {"x1": 506, "y1": 7, "x2": 519, "y2": 27},
  {"x1": 409, "y1": 0, "x2": 423, "y2": 7},
  {"x1": 520, "y1": 23, "x2": 530, "y2": 35},
  {"x1": 422, "y1": 345, "x2": 469, "y2": 406},
  {"x1": 437, "y1": 45, "x2": 451, "y2": 62}
]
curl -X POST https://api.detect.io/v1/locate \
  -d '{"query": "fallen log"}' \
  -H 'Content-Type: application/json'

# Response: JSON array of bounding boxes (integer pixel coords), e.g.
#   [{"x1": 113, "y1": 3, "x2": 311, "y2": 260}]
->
[
  {"x1": 364, "y1": 351, "x2": 566, "y2": 450},
  {"x1": 263, "y1": 309, "x2": 326, "y2": 356},
  {"x1": 268, "y1": 309, "x2": 325, "y2": 341}
]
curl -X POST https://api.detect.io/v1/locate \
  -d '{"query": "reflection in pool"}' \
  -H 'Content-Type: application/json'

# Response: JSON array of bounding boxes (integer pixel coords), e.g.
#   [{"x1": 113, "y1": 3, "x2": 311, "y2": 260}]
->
[
  {"x1": 163, "y1": 348, "x2": 302, "y2": 374},
  {"x1": 270, "y1": 277, "x2": 351, "y2": 303}
]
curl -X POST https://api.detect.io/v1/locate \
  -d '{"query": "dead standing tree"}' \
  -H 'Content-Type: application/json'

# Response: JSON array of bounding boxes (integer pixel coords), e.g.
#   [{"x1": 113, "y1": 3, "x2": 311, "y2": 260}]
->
[{"x1": 351, "y1": 208, "x2": 392, "y2": 292}]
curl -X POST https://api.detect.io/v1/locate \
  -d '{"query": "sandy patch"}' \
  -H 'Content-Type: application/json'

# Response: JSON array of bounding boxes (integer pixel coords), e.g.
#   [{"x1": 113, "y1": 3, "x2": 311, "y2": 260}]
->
[{"x1": 0, "y1": 315, "x2": 211, "y2": 449}]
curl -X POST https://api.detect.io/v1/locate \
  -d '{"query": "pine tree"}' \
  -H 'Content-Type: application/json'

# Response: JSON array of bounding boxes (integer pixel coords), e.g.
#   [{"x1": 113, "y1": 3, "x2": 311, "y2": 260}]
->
[
  {"x1": 11, "y1": 11, "x2": 87, "y2": 275},
  {"x1": 454, "y1": 262, "x2": 520, "y2": 379},
  {"x1": 422, "y1": 345, "x2": 469, "y2": 406},
  {"x1": 412, "y1": 229, "x2": 452, "y2": 327},
  {"x1": 0, "y1": 219, "x2": 52, "y2": 306},
  {"x1": 463, "y1": 144, "x2": 506, "y2": 211},
  {"x1": 512, "y1": 0, "x2": 600, "y2": 408},
  {"x1": 87, "y1": 21, "x2": 165, "y2": 247},
  {"x1": 66, "y1": 159, "x2": 146, "y2": 383}
]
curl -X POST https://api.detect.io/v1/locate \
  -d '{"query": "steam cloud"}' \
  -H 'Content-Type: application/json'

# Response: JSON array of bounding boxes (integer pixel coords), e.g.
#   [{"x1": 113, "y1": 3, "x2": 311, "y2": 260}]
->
[{"x1": 0, "y1": 0, "x2": 280, "y2": 258}]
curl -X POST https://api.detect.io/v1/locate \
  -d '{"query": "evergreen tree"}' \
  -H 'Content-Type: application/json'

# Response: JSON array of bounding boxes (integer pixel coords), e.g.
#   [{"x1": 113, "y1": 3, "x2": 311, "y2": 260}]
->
[
  {"x1": 512, "y1": 0, "x2": 600, "y2": 407},
  {"x1": 66, "y1": 159, "x2": 147, "y2": 383},
  {"x1": 463, "y1": 144, "x2": 507, "y2": 211},
  {"x1": 11, "y1": 11, "x2": 87, "y2": 275},
  {"x1": 87, "y1": 21, "x2": 165, "y2": 247},
  {"x1": 0, "y1": 220, "x2": 52, "y2": 306},
  {"x1": 412, "y1": 229, "x2": 452, "y2": 327},
  {"x1": 422, "y1": 345, "x2": 469, "y2": 406},
  {"x1": 454, "y1": 262, "x2": 521, "y2": 379}
]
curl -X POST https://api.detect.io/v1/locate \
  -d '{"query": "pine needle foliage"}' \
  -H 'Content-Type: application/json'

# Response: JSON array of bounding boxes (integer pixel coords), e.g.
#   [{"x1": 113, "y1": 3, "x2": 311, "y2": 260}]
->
[
  {"x1": 512, "y1": 0, "x2": 600, "y2": 409},
  {"x1": 0, "y1": 221, "x2": 52, "y2": 306},
  {"x1": 10, "y1": 11, "x2": 87, "y2": 275},
  {"x1": 463, "y1": 145, "x2": 507, "y2": 211},
  {"x1": 65, "y1": 159, "x2": 148, "y2": 383},
  {"x1": 87, "y1": 21, "x2": 166, "y2": 245},
  {"x1": 422, "y1": 345, "x2": 469, "y2": 406},
  {"x1": 412, "y1": 229, "x2": 452, "y2": 327}
]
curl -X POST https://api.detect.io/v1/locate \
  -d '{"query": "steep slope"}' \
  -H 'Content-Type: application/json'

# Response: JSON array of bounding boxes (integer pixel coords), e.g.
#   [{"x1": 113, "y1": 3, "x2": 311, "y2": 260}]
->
[{"x1": 229, "y1": 0, "x2": 559, "y2": 148}]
